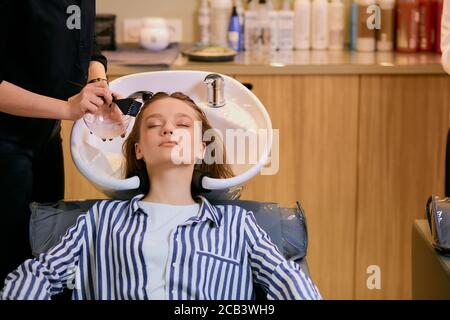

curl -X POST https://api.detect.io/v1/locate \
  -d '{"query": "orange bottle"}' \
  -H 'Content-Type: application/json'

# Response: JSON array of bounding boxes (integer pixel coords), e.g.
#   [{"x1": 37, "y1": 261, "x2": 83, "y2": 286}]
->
[
  {"x1": 396, "y1": 0, "x2": 420, "y2": 52},
  {"x1": 434, "y1": 0, "x2": 444, "y2": 53},
  {"x1": 419, "y1": 0, "x2": 435, "y2": 51}
]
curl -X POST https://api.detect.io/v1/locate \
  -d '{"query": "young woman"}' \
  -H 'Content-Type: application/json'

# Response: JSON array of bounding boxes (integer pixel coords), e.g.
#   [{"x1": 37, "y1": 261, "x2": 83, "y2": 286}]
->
[{"x1": 1, "y1": 92, "x2": 322, "y2": 300}]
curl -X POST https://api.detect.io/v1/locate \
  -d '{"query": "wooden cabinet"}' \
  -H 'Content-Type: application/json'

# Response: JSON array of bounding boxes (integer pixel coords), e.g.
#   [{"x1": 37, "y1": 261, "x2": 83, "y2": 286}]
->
[
  {"x1": 61, "y1": 73, "x2": 450, "y2": 299},
  {"x1": 234, "y1": 75, "x2": 359, "y2": 300},
  {"x1": 354, "y1": 76, "x2": 449, "y2": 299}
]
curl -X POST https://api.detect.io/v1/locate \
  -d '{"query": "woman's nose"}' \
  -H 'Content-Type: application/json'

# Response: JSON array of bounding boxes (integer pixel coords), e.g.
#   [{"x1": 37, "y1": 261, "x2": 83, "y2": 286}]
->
[{"x1": 161, "y1": 121, "x2": 174, "y2": 136}]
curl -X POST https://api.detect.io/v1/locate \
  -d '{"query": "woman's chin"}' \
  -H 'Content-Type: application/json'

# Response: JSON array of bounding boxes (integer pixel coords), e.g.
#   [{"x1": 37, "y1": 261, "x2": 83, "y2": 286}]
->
[{"x1": 152, "y1": 155, "x2": 196, "y2": 167}]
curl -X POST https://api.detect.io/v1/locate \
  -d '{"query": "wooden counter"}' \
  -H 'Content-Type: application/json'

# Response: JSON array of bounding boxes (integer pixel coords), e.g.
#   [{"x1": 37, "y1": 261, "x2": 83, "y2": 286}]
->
[
  {"x1": 61, "y1": 50, "x2": 450, "y2": 299},
  {"x1": 107, "y1": 50, "x2": 446, "y2": 76}
]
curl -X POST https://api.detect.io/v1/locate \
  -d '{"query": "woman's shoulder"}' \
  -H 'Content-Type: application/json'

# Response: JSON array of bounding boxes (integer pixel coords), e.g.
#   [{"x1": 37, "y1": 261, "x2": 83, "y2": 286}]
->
[
  {"x1": 209, "y1": 202, "x2": 253, "y2": 222},
  {"x1": 89, "y1": 198, "x2": 130, "y2": 210},
  {"x1": 86, "y1": 198, "x2": 135, "y2": 220}
]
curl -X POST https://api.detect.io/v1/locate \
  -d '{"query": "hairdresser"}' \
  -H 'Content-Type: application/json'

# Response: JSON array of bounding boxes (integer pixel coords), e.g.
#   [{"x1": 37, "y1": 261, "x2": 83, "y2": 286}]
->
[{"x1": 0, "y1": 1, "x2": 113, "y2": 282}]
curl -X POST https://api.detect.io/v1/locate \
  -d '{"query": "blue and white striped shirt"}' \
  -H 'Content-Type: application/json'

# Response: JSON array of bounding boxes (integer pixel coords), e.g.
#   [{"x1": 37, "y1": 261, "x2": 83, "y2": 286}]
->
[{"x1": 1, "y1": 194, "x2": 322, "y2": 300}]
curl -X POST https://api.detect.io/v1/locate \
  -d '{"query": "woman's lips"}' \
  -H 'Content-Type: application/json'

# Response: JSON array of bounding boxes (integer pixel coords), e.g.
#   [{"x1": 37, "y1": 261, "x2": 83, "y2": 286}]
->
[{"x1": 159, "y1": 141, "x2": 178, "y2": 147}]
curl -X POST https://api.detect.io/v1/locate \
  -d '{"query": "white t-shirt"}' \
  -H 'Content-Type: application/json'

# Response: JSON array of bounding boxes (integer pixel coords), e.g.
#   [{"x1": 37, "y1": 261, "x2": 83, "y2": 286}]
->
[{"x1": 138, "y1": 200, "x2": 200, "y2": 300}]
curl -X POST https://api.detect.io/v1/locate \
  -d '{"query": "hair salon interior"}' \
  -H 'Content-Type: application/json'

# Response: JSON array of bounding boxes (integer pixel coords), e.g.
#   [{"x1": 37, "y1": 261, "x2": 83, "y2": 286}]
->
[{"x1": 1, "y1": 0, "x2": 450, "y2": 301}]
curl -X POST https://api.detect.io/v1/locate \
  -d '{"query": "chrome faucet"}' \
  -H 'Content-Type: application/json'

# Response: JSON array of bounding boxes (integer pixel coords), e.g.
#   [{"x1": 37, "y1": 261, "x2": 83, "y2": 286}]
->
[{"x1": 204, "y1": 74, "x2": 225, "y2": 108}]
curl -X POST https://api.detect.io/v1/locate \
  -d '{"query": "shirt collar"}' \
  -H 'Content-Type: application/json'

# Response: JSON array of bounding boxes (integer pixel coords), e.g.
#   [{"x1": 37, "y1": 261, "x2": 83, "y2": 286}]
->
[{"x1": 129, "y1": 194, "x2": 221, "y2": 226}]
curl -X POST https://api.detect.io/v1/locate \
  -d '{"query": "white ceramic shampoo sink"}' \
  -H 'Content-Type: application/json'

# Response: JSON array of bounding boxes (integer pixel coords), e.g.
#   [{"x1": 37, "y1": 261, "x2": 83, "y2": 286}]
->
[{"x1": 70, "y1": 71, "x2": 273, "y2": 199}]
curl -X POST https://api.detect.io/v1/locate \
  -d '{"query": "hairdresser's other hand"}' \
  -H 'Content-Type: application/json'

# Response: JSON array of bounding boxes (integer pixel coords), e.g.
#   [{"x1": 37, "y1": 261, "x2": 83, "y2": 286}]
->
[{"x1": 65, "y1": 81, "x2": 113, "y2": 121}]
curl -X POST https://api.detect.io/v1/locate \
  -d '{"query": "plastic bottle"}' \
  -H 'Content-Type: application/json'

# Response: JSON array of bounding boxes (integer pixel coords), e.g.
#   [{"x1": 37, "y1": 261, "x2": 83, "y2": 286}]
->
[
  {"x1": 244, "y1": 0, "x2": 258, "y2": 50},
  {"x1": 311, "y1": 0, "x2": 328, "y2": 50},
  {"x1": 356, "y1": 0, "x2": 376, "y2": 52},
  {"x1": 350, "y1": 1, "x2": 358, "y2": 50},
  {"x1": 435, "y1": 0, "x2": 444, "y2": 53},
  {"x1": 198, "y1": 0, "x2": 211, "y2": 45},
  {"x1": 294, "y1": 0, "x2": 311, "y2": 50},
  {"x1": 236, "y1": 0, "x2": 245, "y2": 25},
  {"x1": 396, "y1": 0, "x2": 420, "y2": 52},
  {"x1": 211, "y1": 0, "x2": 233, "y2": 46},
  {"x1": 254, "y1": 0, "x2": 271, "y2": 52},
  {"x1": 267, "y1": 0, "x2": 279, "y2": 51},
  {"x1": 418, "y1": 0, "x2": 435, "y2": 51},
  {"x1": 228, "y1": 5, "x2": 242, "y2": 50},
  {"x1": 377, "y1": 0, "x2": 395, "y2": 51},
  {"x1": 278, "y1": 0, "x2": 295, "y2": 50},
  {"x1": 328, "y1": 0, "x2": 344, "y2": 50},
  {"x1": 235, "y1": 0, "x2": 245, "y2": 50}
]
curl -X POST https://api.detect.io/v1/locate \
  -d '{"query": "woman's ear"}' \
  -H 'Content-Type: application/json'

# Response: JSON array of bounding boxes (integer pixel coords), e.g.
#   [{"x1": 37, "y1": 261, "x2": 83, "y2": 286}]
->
[
  {"x1": 194, "y1": 142, "x2": 206, "y2": 164},
  {"x1": 199, "y1": 142, "x2": 206, "y2": 160},
  {"x1": 135, "y1": 142, "x2": 143, "y2": 160}
]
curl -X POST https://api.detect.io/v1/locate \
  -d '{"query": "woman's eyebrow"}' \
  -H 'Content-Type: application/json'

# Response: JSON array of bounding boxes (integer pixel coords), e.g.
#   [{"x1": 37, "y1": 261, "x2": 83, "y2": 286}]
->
[
  {"x1": 174, "y1": 113, "x2": 193, "y2": 120},
  {"x1": 144, "y1": 113, "x2": 193, "y2": 121},
  {"x1": 145, "y1": 113, "x2": 163, "y2": 121}
]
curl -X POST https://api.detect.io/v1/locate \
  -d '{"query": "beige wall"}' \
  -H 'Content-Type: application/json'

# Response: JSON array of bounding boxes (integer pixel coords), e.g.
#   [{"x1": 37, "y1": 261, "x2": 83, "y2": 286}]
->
[
  {"x1": 97, "y1": 0, "x2": 199, "y2": 43},
  {"x1": 97, "y1": 0, "x2": 352, "y2": 44}
]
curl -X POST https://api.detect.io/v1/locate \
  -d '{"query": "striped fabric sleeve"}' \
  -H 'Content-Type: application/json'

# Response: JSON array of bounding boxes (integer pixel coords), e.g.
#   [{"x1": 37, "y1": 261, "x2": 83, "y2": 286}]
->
[
  {"x1": 244, "y1": 210, "x2": 322, "y2": 300},
  {"x1": 0, "y1": 209, "x2": 90, "y2": 300}
]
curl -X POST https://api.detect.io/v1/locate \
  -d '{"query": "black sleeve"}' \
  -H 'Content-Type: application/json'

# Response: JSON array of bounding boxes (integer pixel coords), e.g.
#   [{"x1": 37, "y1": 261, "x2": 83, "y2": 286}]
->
[
  {"x1": 91, "y1": 35, "x2": 108, "y2": 73},
  {"x1": 0, "y1": 1, "x2": 12, "y2": 84}
]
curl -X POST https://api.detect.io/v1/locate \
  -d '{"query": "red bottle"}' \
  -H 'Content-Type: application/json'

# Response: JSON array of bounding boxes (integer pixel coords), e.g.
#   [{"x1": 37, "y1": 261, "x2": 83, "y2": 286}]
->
[
  {"x1": 397, "y1": 0, "x2": 421, "y2": 52},
  {"x1": 419, "y1": 0, "x2": 435, "y2": 51},
  {"x1": 434, "y1": 0, "x2": 444, "y2": 53}
]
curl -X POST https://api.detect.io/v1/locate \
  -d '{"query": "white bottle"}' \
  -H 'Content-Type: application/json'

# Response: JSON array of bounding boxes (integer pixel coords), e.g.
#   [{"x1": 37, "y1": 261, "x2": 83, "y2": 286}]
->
[
  {"x1": 278, "y1": 0, "x2": 295, "y2": 50},
  {"x1": 267, "y1": 0, "x2": 279, "y2": 51},
  {"x1": 311, "y1": 0, "x2": 328, "y2": 50},
  {"x1": 211, "y1": 0, "x2": 233, "y2": 46},
  {"x1": 254, "y1": 0, "x2": 271, "y2": 52},
  {"x1": 377, "y1": 0, "x2": 395, "y2": 51},
  {"x1": 356, "y1": 0, "x2": 376, "y2": 52},
  {"x1": 244, "y1": 1, "x2": 258, "y2": 51},
  {"x1": 198, "y1": 0, "x2": 211, "y2": 45},
  {"x1": 328, "y1": 0, "x2": 344, "y2": 50},
  {"x1": 294, "y1": 0, "x2": 311, "y2": 50},
  {"x1": 235, "y1": 0, "x2": 245, "y2": 25}
]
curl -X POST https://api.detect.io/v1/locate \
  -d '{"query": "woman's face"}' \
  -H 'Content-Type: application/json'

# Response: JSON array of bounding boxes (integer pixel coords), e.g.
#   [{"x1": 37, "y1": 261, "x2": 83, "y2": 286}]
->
[{"x1": 135, "y1": 97, "x2": 206, "y2": 169}]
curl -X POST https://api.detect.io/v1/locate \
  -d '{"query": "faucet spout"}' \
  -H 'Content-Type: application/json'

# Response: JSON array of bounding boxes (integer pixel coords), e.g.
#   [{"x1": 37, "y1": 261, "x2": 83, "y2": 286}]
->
[{"x1": 204, "y1": 74, "x2": 226, "y2": 108}]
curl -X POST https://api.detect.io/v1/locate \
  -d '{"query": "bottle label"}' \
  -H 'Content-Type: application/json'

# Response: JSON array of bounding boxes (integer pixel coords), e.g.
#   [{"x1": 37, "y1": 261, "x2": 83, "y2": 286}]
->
[
  {"x1": 228, "y1": 31, "x2": 239, "y2": 43},
  {"x1": 396, "y1": 4, "x2": 420, "y2": 51},
  {"x1": 358, "y1": 5, "x2": 376, "y2": 39},
  {"x1": 378, "y1": 8, "x2": 393, "y2": 42},
  {"x1": 296, "y1": 10, "x2": 310, "y2": 42},
  {"x1": 329, "y1": 7, "x2": 343, "y2": 30},
  {"x1": 199, "y1": 13, "x2": 210, "y2": 26}
]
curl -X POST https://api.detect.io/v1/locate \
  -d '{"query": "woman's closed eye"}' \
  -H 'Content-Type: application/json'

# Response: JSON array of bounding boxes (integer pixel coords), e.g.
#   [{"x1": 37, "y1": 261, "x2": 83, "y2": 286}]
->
[{"x1": 147, "y1": 122, "x2": 162, "y2": 128}]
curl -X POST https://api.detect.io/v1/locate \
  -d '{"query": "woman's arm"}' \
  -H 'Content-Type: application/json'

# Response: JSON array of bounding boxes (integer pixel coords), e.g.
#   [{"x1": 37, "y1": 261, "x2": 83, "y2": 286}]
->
[
  {"x1": 441, "y1": 0, "x2": 450, "y2": 74},
  {"x1": 0, "y1": 80, "x2": 112, "y2": 121},
  {"x1": 0, "y1": 212, "x2": 89, "y2": 300},
  {"x1": 88, "y1": 61, "x2": 107, "y2": 83},
  {"x1": 244, "y1": 210, "x2": 322, "y2": 300},
  {"x1": 88, "y1": 35, "x2": 108, "y2": 83},
  {"x1": 0, "y1": 18, "x2": 111, "y2": 121}
]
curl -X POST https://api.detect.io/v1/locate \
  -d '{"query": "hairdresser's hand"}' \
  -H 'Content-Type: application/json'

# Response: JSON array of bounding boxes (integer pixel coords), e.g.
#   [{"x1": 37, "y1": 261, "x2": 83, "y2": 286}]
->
[{"x1": 65, "y1": 81, "x2": 113, "y2": 121}]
